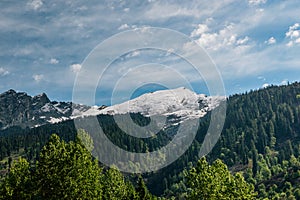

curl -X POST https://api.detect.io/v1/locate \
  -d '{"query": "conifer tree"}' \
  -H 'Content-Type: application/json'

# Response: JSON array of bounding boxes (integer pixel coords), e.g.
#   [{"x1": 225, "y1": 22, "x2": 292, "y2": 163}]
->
[
  {"x1": 187, "y1": 157, "x2": 256, "y2": 200},
  {"x1": 0, "y1": 158, "x2": 32, "y2": 200},
  {"x1": 35, "y1": 134, "x2": 102, "y2": 200}
]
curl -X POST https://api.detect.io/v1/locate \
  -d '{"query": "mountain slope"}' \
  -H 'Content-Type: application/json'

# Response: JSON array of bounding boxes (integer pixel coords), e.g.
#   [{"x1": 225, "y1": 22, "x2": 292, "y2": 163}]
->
[
  {"x1": 0, "y1": 88, "x2": 223, "y2": 130},
  {"x1": 0, "y1": 89, "x2": 90, "y2": 130},
  {"x1": 77, "y1": 87, "x2": 224, "y2": 123}
]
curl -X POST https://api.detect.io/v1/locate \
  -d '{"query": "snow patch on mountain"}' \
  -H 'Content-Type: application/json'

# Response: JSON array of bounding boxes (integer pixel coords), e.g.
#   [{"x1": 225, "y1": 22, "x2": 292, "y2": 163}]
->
[
  {"x1": 0, "y1": 88, "x2": 224, "y2": 129},
  {"x1": 74, "y1": 87, "x2": 224, "y2": 122}
]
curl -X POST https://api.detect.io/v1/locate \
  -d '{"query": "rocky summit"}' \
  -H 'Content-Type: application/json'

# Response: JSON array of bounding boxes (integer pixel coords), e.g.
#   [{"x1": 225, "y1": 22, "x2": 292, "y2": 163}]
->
[{"x1": 0, "y1": 89, "x2": 89, "y2": 130}]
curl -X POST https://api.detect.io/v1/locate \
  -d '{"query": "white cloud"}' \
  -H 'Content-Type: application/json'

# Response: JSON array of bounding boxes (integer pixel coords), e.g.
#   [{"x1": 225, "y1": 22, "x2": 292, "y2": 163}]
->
[
  {"x1": 248, "y1": 0, "x2": 267, "y2": 6},
  {"x1": 192, "y1": 23, "x2": 250, "y2": 51},
  {"x1": 33, "y1": 74, "x2": 44, "y2": 82},
  {"x1": 144, "y1": 1, "x2": 232, "y2": 20},
  {"x1": 286, "y1": 23, "x2": 300, "y2": 47},
  {"x1": 265, "y1": 37, "x2": 276, "y2": 45},
  {"x1": 287, "y1": 41, "x2": 294, "y2": 47},
  {"x1": 27, "y1": 0, "x2": 43, "y2": 10},
  {"x1": 0, "y1": 67, "x2": 9, "y2": 76},
  {"x1": 50, "y1": 58, "x2": 59, "y2": 64},
  {"x1": 237, "y1": 36, "x2": 250, "y2": 45},
  {"x1": 118, "y1": 24, "x2": 130, "y2": 30},
  {"x1": 190, "y1": 24, "x2": 209, "y2": 37},
  {"x1": 70, "y1": 64, "x2": 82, "y2": 73}
]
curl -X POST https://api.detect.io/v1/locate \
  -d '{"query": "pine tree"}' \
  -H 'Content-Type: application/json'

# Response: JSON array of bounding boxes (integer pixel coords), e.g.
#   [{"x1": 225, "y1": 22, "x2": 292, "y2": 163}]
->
[
  {"x1": 101, "y1": 167, "x2": 132, "y2": 200},
  {"x1": 187, "y1": 157, "x2": 256, "y2": 200},
  {"x1": 0, "y1": 158, "x2": 32, "y2": 200},
  {"x1": 35, "y1": 134, "x2": 102, "y2": 199},
  {"x1": 136, "y1": 176, "x2": 152, "y2": 200}
]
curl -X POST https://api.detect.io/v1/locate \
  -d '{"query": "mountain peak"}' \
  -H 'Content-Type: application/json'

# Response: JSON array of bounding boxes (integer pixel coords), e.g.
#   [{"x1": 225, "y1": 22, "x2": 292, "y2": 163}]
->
[
  {"x1": 82, "y1": 87, "x2": 224, "y2": 122},
  {"x1": 0, "y1": 89, "x2": 17, "y2": 96},
  {"x1": 33, "y1": 93, "x2": 50, "y2": 104}
]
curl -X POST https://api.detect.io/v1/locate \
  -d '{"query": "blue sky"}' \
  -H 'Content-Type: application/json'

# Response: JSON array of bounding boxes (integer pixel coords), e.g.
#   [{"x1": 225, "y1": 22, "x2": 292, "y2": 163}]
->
[{"x1": 0, "y1": 0, "x2": 300, "y2": 105}]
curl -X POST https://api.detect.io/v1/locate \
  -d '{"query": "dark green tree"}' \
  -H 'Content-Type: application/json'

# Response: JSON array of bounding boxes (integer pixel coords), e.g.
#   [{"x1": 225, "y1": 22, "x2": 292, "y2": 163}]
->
[
  {"x1": 136, "y1": 175, "x2": 153, "y2": 200},
  {"x1": 187, "y1": 157, "x2": 256, "y2": 200},
  {"x1": 0, "y1": 158, "x2": 33, "y2": 200},
  {"x1": 35, "y1": 134, "x2": 102, "y2": 200},
  {"x1": 101, "y1": 167, "x2": 133, "y2": 200}
]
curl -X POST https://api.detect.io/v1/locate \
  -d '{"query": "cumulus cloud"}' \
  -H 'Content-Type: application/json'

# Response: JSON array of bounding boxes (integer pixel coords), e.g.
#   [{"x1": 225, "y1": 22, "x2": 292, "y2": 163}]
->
[
  {"x1": 0, "y1": 67, "x2": 9, "y2": 76},
  {"x1": 248, "y1": 0, "x2": 267, "y2": 6},
  {"x1": 237, "y1": 36, "x2": 250, "y2": 45},
  {"x1": 190, "y1": 24, "x2": 209, "y2": 37},
  {"x1": 265, "y1": 37, "x2": 276, "y2": 45},
  {"x1": 191, "y1": 23, "x2": 250, "y2": 51},
  {"x1": 285, "y1": 23, "x2": 300, "y2": 47},
  {"x1": 70, "y1": 64, "x2": 82, "y2": 73},
  {"x1": 33, "y1": 74, "x2": 44, "y2": 82},
  {"x1": 50, "y1": 58, "x2": 59, "y2": 64},
  {"x1": 118, "y1": 24, "x2": 130, "y2": 30},
  {"x1": 27, "y1": 0, "x2": 43, "y2": 10}
]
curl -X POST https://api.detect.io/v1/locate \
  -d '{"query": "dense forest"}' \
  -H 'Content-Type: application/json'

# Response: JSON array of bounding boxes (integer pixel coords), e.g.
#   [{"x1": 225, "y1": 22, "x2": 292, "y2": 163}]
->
[
  {"x1": 0, "y1": 133, "x2": 255, "y2": 199},
  {"x1": 1, "y1": 82, "x2": 300, "y2": 199}
]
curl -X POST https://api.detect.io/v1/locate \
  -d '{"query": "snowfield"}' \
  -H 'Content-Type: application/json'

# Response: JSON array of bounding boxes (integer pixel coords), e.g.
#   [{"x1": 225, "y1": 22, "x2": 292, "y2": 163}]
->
[{"x1": 71, "y1": 87, "x2": 225, "y2": 123}]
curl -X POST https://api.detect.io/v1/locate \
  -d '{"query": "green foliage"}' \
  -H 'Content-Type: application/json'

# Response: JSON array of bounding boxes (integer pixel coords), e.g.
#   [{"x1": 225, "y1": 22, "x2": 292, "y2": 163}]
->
[
  {"x1": 0, "y1": 133, "x2": 157, "y2": 200},
  {"x1": 36, "y1": 134, "x2": 102, "y2": 199},
  {"x1": 77, "y1": 128, "x2": 94, "y2": 152},
  {"x1": 187, "y1": 157, "x2": 256, "y2": 200},
  {"x1": 136, "y1": 175, "x2": 154, "y2": 200},
  {"x1": 0, "y1": 158, "x2": 32, "y2": 200},
  {"x1": 101, "y1": 167, "x2": 132, "y2": 200}
]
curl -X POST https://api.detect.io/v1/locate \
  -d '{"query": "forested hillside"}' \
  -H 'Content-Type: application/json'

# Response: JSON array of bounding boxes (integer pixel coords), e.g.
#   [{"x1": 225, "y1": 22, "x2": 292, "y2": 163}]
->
[
  {"x1": 162, "y1": 82, "x2": 300, "y2": 199},
  {"x1": 1, "y1": 82, "x2": 300, "y2": 199}
]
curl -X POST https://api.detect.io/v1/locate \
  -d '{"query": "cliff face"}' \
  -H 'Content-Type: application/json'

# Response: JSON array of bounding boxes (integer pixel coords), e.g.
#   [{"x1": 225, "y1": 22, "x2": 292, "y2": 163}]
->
[{"x1": 0, "y1": 89, "x2": 87, "y2": 129}]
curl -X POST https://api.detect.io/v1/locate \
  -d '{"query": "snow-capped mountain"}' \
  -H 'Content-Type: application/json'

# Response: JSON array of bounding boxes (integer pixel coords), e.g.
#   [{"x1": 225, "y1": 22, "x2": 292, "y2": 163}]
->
[
  {"x1": 0, "y1": 88, "x2": 224, "y2": 130},
  {"x1": 75, "y1": 87, "x2": 224, "y2": 122}
]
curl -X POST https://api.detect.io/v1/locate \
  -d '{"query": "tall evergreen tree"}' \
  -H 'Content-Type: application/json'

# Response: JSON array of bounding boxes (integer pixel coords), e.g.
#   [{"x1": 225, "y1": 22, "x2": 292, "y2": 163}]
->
[
  {"x1": 0, "y1": 158, "x2": 32, "y2": 200},
  {"x1": 35, "y1": 134, "x2": 102, "y2": 200},
  {"x1": 187, "y1": 157, "x2": 256, "y2": 200}
]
